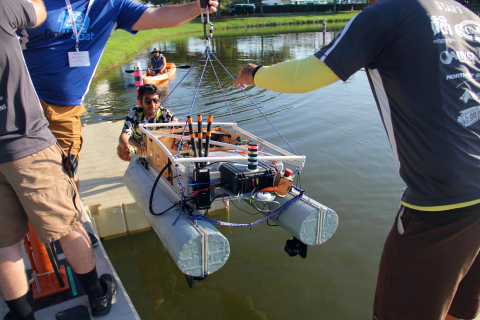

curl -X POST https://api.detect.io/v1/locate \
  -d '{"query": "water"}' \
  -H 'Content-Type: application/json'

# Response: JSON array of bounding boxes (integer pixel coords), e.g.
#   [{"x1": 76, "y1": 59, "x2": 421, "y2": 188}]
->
[{"x1": 84, "y1": 24, "x2": 405, "y2": 320}]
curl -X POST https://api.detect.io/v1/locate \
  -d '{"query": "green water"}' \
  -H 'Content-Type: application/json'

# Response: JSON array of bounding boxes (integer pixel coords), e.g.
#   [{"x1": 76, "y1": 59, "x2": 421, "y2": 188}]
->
[{"x1": 84, "y1": 24, "x2": 404, "y2": 319}]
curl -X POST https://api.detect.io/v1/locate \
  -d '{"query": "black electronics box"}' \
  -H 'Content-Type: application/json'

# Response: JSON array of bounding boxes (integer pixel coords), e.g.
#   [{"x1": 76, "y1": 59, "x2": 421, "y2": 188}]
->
[
  {"x1": 194, "y1": 167, "x2": 211, "y2": 210},
  {"x1": 219, "y1": 161, "x2": 277, "y2": 194}
]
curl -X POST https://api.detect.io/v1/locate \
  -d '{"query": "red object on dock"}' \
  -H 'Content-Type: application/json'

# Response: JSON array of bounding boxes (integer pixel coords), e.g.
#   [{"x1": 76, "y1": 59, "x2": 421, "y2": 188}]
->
[{"x1": 23, "y1": 223, "x2": 70, "y2": 300}]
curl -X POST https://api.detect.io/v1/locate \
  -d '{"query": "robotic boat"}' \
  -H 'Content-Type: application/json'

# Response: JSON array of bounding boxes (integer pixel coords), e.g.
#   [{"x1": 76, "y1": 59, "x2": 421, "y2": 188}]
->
[{"x1": 123, "y1": 117, "x2": 339, "y2": 286}]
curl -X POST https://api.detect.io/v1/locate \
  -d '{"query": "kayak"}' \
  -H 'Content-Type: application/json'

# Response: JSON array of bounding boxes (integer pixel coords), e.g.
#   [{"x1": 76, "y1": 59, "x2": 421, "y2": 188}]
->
[{"x1": 142, "y1": 62, "x2": 177, "y2": 85}]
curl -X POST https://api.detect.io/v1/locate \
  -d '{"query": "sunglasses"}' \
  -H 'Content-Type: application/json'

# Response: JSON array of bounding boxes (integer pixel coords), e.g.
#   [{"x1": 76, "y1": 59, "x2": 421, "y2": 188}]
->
[{"x1": 143, "y1": 98, "x2": 160, "y2": 105}]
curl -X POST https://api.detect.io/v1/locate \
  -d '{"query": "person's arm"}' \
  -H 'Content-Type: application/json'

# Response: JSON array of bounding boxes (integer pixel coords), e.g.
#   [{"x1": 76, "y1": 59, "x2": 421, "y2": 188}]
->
[
  {"x1": 30, "y1": 0, "x2": 47, "y2": 27},
  {"x1": 233, "y1": 55, "x2": 340, "y2": 93},
  {"x1": 118, "y1": 132, "x2": 133, "y2": 161},
  {"x1": 147, "y1": 58, "x2": 152, "y2": 75},
  {"x1": 131, "y1": 0, "x2": 218, "y2": 31},
  {"x1": 160, "y1": 56, "x2": 167, "y2": 73},
  {"x1": 117, "y1": 109, "x2": 138, "y2": 161}
]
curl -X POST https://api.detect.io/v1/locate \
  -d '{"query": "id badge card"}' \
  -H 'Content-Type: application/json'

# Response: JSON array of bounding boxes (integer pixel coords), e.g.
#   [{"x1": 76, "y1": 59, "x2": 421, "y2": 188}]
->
[{"x1": 68, "y1": 51, "x2": 90, "y2": 67}]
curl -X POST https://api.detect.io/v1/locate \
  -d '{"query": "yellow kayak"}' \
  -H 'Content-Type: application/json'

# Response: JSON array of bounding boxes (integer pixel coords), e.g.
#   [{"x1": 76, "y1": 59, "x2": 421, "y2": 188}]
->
[{"x1": 142, "y1": 62, "x2": 177, "y2": 85}]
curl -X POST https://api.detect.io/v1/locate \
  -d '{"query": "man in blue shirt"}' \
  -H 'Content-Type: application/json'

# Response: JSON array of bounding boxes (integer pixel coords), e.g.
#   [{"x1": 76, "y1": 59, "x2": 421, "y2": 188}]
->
[{"x1": 17, "y1": 0, "x2": 218, "y2": 188}]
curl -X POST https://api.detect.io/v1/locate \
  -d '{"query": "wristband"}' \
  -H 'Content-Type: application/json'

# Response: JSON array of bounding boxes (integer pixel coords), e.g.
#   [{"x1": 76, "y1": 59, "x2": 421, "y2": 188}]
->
[{"x1": 252, "y1": 65, "x2": 263, "y2": 80}]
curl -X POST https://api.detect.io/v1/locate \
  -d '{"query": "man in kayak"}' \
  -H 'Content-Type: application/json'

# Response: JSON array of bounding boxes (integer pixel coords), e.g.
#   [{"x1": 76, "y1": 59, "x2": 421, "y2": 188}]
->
[
  {"x1": 117, "y1": 84, "x2": 178, "y2": 162},
  {"x1": 1, "y1": 0, "x2": 116, "y2": 319},
  {"x1": 147, "y1": 47, "x2": 167, "y2": 76},
  {"x1": 234, "y1": 0, "x2": 480, "y2": 319},
  {"x1": 16, "y1": 0, "x2": 218, "y2": 189}
]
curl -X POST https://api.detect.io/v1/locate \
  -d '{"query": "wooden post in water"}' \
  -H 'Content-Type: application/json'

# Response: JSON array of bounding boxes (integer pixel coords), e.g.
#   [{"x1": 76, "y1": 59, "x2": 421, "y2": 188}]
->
[
  {"x1": 323, "y1": 21, "x2": 327, "y2": 45},
  {"x1": 134, "y1": 62, "x2": 142, "y2": 106}
]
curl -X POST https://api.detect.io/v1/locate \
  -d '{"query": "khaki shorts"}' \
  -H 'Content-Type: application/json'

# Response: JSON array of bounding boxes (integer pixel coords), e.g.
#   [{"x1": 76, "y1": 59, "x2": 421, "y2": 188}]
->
[
  {"x1": 374, "y1": 204, "x2": 480, "y2": 320},
  {"x1": 0, "y1": 144, "x2": 83, "y2": 247},
  {"x1": 40, "y1": 99, "x2": 86, "y2": 159}
]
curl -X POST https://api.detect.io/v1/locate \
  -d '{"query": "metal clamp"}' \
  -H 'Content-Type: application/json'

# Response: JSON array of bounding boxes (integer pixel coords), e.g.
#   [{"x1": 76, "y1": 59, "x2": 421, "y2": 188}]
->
[{"x1": 200, "y1": 6, "x2": 213, "y2": 47}]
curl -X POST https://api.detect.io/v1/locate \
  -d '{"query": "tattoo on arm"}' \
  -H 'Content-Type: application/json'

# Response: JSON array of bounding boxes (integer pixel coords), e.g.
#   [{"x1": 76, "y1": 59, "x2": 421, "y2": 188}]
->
[{"x1": 241, "y1": 64, "x2": 256, "y2": 77}]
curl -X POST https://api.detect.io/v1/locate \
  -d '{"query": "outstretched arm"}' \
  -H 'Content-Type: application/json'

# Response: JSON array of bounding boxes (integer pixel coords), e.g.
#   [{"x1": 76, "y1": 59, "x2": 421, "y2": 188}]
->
[
  {"x1": 132, "y1": 0, "x2": 218, "y2": 31},
  {"x1": 233, "y1": 55, "x2": 340, "y2": 93},
  {"x1": 147, "y1": 58, "x2": 152, "y2": 75},
  {"x1": 117, "y1": 132, "x2": 134, "y2": 162},
  {"x1": 31, "y1": 0, "x2": 47, "y2": 27},
  {"x1": 160, "y1": 56, "x2": 167, "y2": 73}
]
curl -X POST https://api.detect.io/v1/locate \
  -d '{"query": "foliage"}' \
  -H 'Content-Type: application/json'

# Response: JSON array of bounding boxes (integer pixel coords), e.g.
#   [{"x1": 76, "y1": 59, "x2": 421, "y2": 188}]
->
[{"x1": 259, "y1": 2, "x2": 366, "y2": 14}]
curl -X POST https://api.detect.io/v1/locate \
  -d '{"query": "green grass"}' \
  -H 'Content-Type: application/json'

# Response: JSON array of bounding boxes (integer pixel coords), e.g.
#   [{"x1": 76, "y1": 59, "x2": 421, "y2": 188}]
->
[{"x1": 98, "y1": 11, "x2": 358, "y2": 75}]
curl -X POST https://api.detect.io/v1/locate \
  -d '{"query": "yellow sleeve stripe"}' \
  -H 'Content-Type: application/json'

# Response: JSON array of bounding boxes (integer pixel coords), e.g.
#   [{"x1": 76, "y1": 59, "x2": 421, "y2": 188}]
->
[
  {"x1": 401, "y1": 199, "x2": 480, "y2": 211},
  {"x1": 254, "y1": 55, "x2": 340, "y2": 93}
]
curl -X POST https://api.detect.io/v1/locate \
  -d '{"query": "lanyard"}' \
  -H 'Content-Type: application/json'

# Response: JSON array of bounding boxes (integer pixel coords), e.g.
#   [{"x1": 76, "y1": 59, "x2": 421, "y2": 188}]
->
[{"x1": 65, "y1": 0, "x2": 95, "y2": 51}]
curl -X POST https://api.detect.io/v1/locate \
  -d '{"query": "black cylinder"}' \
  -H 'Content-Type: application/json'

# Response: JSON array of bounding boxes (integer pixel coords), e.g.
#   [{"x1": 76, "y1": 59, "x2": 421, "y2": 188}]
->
[{"x1": 248, "y1": 141, "x2": 258, "y2": 170}]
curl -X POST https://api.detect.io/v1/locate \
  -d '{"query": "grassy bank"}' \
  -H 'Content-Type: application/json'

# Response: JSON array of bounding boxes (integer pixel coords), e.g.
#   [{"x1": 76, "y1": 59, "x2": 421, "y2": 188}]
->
[{"x1": 98, "y1": 11, "x2": 357, "y2": 75}]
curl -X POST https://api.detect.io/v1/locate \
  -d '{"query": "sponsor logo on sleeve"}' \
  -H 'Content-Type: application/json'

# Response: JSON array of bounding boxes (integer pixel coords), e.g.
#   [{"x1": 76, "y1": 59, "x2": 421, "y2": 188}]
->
[
  {"x1": 457, "y1": 106, "x2": 480, "y2": 127},
  {"x1": 460, "y1": 88, "x2": 480, "y2": 103},
  {"x1": 455, "y1": 20, "x2": 480, "y2": 42},
  {"x1": 435, "y1": 1, "x2": 464, "y2": 13},
  {"x1": 440, "y1": 50, "x2": 476, "y2": 64},
  {"x1": 446, "y1": 72, "x2": 475, "y2": 80},
  {"x1": 431, "y1": 15, "x2": 453, "y2": 36}
]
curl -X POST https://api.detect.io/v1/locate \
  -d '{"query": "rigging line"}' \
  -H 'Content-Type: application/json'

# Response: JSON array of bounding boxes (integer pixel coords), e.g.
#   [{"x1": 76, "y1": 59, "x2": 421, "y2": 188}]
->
[
  {"x1": 172, "y1": 47, "x2": 212, "y2": 222},
  {"x1": 209, "y1": 52, "x2": 299, "y2": 157},
  {"x1": 174, "y1": 47, "x2": 211, "y2": 160},
  {"x1": 146, "y1": 51, "x2": 207, "y2": 123},
  {"x1": 206, "y1": 54, "x2": 236, "y2": 126}
]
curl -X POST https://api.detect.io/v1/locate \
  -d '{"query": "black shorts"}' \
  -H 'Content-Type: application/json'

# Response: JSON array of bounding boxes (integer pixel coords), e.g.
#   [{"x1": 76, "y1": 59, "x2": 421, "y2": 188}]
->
[{"x1": 373, "y1": 203, "x2": 480, "y2": 320}]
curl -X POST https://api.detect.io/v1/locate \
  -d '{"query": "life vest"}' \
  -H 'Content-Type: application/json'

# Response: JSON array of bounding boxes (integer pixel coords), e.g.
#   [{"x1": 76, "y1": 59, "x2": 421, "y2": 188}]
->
[{"x1": 150, "y1": 54, "x2": 164, "y2": 70}]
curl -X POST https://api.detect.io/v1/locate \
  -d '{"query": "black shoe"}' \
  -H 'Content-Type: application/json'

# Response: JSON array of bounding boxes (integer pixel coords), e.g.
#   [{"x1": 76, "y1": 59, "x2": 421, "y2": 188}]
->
[
  {"x1": 88, "y1": 232, "x2": 99, "y2": 248},
  {"x1": 89, "y1": 274, "x2": 117, "y2": 317}
]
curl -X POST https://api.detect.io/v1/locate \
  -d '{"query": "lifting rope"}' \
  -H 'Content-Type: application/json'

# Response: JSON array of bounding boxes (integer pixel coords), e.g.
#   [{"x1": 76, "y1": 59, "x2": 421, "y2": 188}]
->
[{"x1": 141, "y1": 8, "x2": 303, "y2": 225}]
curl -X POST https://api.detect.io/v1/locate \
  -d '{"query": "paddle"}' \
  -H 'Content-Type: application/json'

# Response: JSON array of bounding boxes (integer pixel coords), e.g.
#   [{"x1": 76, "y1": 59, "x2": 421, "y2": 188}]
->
[{"x1": 124, "y1": 65, "x2": 191, "y2": 73}]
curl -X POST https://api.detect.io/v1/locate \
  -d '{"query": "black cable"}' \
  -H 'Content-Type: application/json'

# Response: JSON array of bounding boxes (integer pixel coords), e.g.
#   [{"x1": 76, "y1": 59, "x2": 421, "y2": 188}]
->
[
  {"x1": 151, "y1": 202, "x2": 179, "y2": 216},
  {"x1": 266, "y1": 219, "x2": 279, "y2": 227},
  {"x1": 226, "y1": 196, "x2": 261, "y2": 215},
  {"x1": 149, "y1": 160, "x2": 172, "y2": 215}
]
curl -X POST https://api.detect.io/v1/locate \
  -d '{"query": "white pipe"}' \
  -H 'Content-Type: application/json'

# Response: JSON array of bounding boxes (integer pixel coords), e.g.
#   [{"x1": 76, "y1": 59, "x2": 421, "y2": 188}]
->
[
  {"x1": 139, "y1": 128, "x2": 176, "y2": 163},
  {"x1": 233, "y1": 126, "x2": 296, "y2": 157},
  {"x1": 173, "y1": 155, "x2": 305, "y2": 164},
  {"x1": 141, "y1": 122, "x2": 236, "y2": 128},
  {"x1": 139, "y1": 124, "x2": 305, "y2": 168}
]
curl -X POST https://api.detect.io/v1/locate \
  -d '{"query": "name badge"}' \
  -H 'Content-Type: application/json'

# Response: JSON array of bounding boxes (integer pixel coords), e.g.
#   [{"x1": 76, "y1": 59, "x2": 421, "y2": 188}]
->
[{"x1": 68, "y1": 51, "x2": 90, "y2": 67}]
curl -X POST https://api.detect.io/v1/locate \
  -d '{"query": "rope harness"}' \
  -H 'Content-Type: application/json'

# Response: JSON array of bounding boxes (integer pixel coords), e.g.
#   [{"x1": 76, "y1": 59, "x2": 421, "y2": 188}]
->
[{"x1": 141, "y1": 9, "x2": 303, "y2": 227}]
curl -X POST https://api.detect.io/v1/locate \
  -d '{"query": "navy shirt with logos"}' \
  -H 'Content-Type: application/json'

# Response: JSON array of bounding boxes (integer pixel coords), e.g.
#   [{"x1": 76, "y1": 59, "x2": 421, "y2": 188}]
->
[
  {"x1": 0, "y1": 0, "x2": 56, "y2": 164},
  {"x1": 315, "y1": 0, "x2": 480, "y2": 207},
  {"x1": 17, "y1": 0, "x2": 148, "y2": 106}
]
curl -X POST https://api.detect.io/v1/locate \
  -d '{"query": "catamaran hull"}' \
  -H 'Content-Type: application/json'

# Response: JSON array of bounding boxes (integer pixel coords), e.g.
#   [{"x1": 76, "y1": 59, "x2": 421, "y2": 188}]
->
[
  {"x1": 124, "y1": 158, "x2": 230, "y2": 277},
  {"x1": 254, "y1": 190, "x2": 338, "y2": 246}
]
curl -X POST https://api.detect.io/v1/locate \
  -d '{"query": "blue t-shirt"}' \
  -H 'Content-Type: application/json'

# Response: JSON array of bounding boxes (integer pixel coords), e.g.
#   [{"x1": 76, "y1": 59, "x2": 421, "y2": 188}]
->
[{"x1": 17, "y1": 0, "x2": 148, "y2": 106}]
